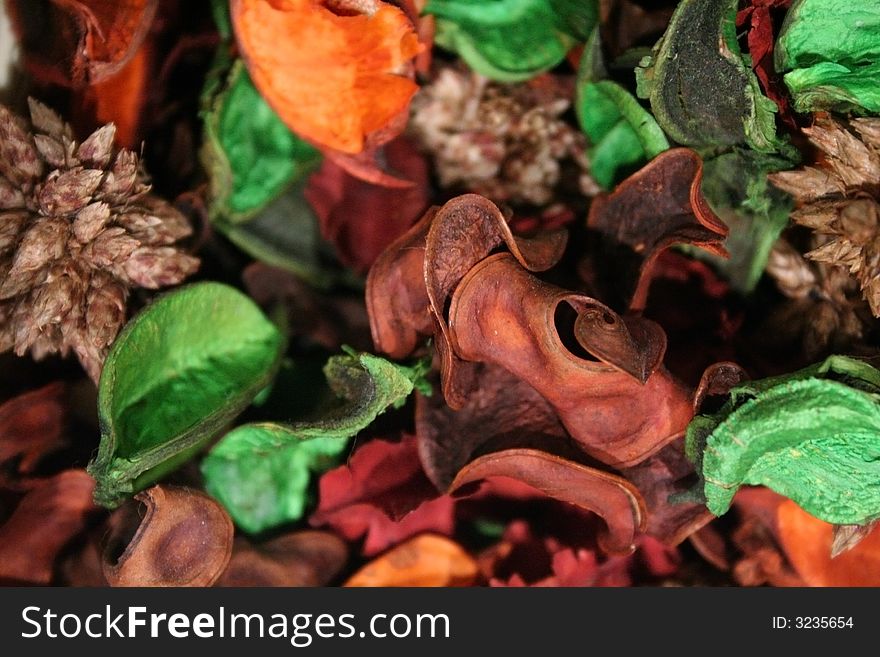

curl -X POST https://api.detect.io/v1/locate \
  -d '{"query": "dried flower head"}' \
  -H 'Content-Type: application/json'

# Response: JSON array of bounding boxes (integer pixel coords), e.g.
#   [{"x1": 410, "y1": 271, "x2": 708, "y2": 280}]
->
[
  {"x1": 770, "y1": 117, "x2": 880, "y2": 316},
  {"x1": 0, "y1": 99, "x2": 199, "y2": 380},
  {"x1": 409, "y1": 66, "x2": 594, "y2": 206}
]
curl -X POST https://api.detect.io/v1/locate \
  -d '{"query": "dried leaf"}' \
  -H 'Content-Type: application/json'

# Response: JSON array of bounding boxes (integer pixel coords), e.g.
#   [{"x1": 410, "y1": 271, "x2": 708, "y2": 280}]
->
[
  {"x1": 450, "y1": 448, "x2": 646, "y2": 555},
  {"x1": 635, "y1": 0, "x2": 786, "y2": 153},
  {"x1": 427, "y1": 0, "x2": 597, "y2": 82},
  {"x1": 6, "y1": 0, "x2": 158, "y2": 86},
  {"x1": 576, "y1": 64, "x2": 669, "y2": 189},
  {"x1": 311, "y1": 436, "x2": 454, "y2": 555},
  {"x1": 416, "y1": 363, "x2": 568, "y2": 490},
  {"x1": 219, "y1": 181, "x2": 343, "y2": 290},
  {"x1": 776, "y1": 0, "x2": 880, "y2": 115},
  {"x1": 687, "y1": 355, "x2": 880, "y2": 525},
  {"x1": 88, "y1": 282, "x2": 285, "y2": 507},
  {"x1": 201, "y1": 58, "x2": 321, "y2": 223},
  {"x1": 201, "y1": 351, "x2": 424, "y2": 534},
  {"x1": 622, "y1": 441, "x2": 714, "y2": 546},
  {"x1": 696, "y1": 149, "x2": 796, "y2": 293},
  {"x1": 344, "y1": 534, "x2": 478, "y2": 586},
  {"x1": 587, "y1": 148, "x2": 729, "y2": 311},
  {"x1": 304, "y1": 136, "x2": 429, "y2": 273},
  {"x1": 735, "y1": 0, "x2": 793, "y2": 120},
  {"x1": 0, "y1": 470, "x2": 95, "y2": 584},
  {"x1": 232, "y1": 0, "x2": 422, "y2": 154},
  {"x1": 103, "y1": 485, "x2": 233, "y2": 587},
  {"x1": 0, "y1": 382, "x2": 68, "y2": 475}
]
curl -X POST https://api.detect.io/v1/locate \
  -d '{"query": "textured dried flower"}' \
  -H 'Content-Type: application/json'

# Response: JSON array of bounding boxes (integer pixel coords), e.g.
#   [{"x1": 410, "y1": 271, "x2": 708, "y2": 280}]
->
[
  {"x1": 0, "y1": 99, "x2": 199, "y2": 381},
  {"x1": 770, "y1": 117, "x2": 880, "y2": 316},
  {"x1": 764, "y1": 238, "x2": 866, "y2": 358},
  {"x1": 409, "y1": 66, "x2": 593, "y2": 205}
]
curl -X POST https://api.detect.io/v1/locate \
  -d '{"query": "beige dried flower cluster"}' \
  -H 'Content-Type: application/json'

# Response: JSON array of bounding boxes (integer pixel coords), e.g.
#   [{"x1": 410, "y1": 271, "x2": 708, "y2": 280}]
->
[
  {"x1": 409, "y1": 66, "x2": 595, "y2": 206},
  {"x1": 0, "y1": 99, "x2": 199, "y2": 381},
  {"x1": 770, "y1": 117, "x2": 880, "y2": 316},
  {"x1": 765, "y1": 239, "x2": 865, "y2": 358}
]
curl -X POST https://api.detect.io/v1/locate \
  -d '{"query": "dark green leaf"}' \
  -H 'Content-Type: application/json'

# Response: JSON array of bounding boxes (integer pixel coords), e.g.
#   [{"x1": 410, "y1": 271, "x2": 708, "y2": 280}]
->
[
  {"x1": 201, "y1": 351, "x2": 426, "y2": 533},
  {"x1": 88, "y1": 283, "x2": 285, "y2": 508},
  {"x1": 686, "y1": 356, "x2": 880, "y2": 525},
  {"x1": 201, "y1": 59, "x2": 321, "y2": 223},
  {"x1": 216, "y1": 180, "x2": 346, "y2": 290},
  {"x1": 776, "y1": 0, "x2": 880, "y2": 115},
  {"x1": 427, "y1": 0, "x2": 597, "y2": 82},
  {"x1": 692, "y1": 149, "x2": 796, "y2": 292},
  {"x1": 635, "y1": 0, "x2": 786, "y2": 153}
]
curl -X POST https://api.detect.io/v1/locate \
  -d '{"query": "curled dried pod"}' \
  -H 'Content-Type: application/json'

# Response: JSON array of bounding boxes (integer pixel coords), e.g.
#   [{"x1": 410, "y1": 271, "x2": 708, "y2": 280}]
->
[
  {"x1": 218, "y1": 531, "x2": 348, "y2": 587},
  {"x1": 448, "y1": 253, "x2": 692, "y2": 468},
  {"x1": 102, "y1": 485, "x2": 233, "y2": 587}
]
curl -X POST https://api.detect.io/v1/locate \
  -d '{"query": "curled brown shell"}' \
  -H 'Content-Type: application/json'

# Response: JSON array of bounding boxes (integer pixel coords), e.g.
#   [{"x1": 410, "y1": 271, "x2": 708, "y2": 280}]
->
[{"x1": 102, "y1": 485, "x2": 233, "y2": 587}]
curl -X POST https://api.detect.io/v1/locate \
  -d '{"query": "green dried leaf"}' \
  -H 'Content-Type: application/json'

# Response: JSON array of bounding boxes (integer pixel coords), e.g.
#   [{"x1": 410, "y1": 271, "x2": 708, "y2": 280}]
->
[
  {"x1": 88, "y1": 283, "x2": 285, "y2": 508},
  {"x1": 201, "y1": 59, "x2": 321, "y2": 223},
  {"x1": 693, "y1": 149, "x2": 796, "y2": 292},
  {"x1": 427, "y1": 0, "x2": 597, "y2": 82},
  {"x1": 217, "y1": 180, "x2": 346, "y2": 291},
  {"x1": 687, "y1": 355, "x2": 880, "y2": 525},
  {"x1": 635, "y1": 0, "x2": 786, "y2": 153},
  {"x1": 776, "y1": 0, "x2": 880, "y2": 115},
  {"x1": 577, "y1": 79, "x2": 669, "y2": 189},
  {"x1": 201, "y1": 351, "x2": 425, "y2": 534}
]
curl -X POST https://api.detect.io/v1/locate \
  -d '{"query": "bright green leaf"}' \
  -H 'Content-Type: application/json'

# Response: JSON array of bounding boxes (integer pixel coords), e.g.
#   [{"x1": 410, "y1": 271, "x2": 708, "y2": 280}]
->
[
  {"x1": 201, "y1": 351, "x2": 426, "y2": 534},
  {"x1": 776, "y1": 0, "x2": 880, "y2": 115},
  {"x1": 201, "y1": 59, "x2": 321, "y2": 223},
  {"x1": 577, "y1": 79, "x2": 669, "y2": 189},
  {"x1": 635, "y1": 0, "x2": 787, "y2": 154},
  {"x1": 427, "y1": 0, "x2": 597, "y2": 82},
  {"x1": 88, "y1": 282, "x2": 285, "y2": 508},
  {"x1": 687, "y1": 355, "x2": 880, "y2": 525}
]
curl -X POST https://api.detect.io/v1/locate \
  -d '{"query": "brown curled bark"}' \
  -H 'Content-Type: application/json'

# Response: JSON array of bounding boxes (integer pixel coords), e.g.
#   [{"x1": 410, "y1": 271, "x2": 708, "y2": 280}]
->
[
  {"x1": 449, "y1": 449, "x2": 647, "y2": 555},
  {"x1": 587, "y1": 148, "x2": 728, "y2": 311},
  {"x1": 366, "y1": 193, "x2": 568, "y2": 407},
  {"x1": 102, "y1": 485, "x2": 233, "y2": 587},
  {"x1": 448, "y1": 253, "x2": 693, "y2": 467},
  {"x1": 218, "y1": 531, "x2": 348, "y2": 587}
]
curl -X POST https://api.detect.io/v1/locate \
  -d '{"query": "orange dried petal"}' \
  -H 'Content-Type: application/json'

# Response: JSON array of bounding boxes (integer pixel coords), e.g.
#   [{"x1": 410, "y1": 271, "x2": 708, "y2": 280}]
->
[
  {"x1": 233, "y1": 0, "x2": 422, "y2": 154},
  {"x1": 777, "y1": 499, "x2": 880, "y2": 587}
]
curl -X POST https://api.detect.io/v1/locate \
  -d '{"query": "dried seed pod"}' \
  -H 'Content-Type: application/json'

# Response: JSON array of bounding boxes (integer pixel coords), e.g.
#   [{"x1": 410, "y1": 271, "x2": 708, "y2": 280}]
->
[
  {"x1": 102, "y1": 485, "x2": 233, "y2": 587},
  {"x1": 218, "y1": 531, "x2": 348, "y2": 587}
]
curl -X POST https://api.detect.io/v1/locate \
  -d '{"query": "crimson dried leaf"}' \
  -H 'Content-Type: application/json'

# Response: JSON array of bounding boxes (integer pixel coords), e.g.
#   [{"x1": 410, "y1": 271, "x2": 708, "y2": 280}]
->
[
  {"x1": 0, "y1": 470, "x2": 95, "y2": 584},
  {"x1": 0, "y1": 382, "x2": 68, "y2": 476},
  {"x1": 311, "y1": 436, "x2": 455, "y2": 556},
  {"x1": 304, "y1": 136, "x2": 430, "y2": 273}
]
